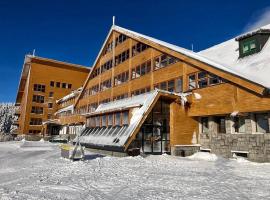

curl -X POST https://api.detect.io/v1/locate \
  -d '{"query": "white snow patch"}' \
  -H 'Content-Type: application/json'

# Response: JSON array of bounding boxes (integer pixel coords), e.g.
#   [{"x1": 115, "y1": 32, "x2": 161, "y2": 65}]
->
[{"x1": 187, "y1": 152, "x2": 219, "y2": 162}]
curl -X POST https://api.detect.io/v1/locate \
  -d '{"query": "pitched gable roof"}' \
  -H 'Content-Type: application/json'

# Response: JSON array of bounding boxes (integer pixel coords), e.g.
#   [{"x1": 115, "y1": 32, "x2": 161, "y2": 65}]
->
[
  {"x1": 199, "y1": 24, "x2": 270, "y2": 89},
  {"x1": 76, "y1": 24, "x2": 270, "y2": 106}
]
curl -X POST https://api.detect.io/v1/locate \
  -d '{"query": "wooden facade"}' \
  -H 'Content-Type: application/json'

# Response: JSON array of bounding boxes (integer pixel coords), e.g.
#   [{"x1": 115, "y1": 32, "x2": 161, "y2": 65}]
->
[
  {"x1": 15, "y1": 24, "x2": 270, "y2": 160},
  {"x1": 15, "y1": 56, "x2": 90, "y2": 135},
  {"x1": 69, "y1": 25, "x2": 270, "y2": 157}
]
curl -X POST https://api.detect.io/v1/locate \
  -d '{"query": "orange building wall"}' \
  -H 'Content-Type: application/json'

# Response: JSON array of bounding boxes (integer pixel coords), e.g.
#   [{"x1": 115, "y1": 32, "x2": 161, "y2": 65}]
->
[{"x1": 17, "y1": 58, "x2": 89, "y2": 135}]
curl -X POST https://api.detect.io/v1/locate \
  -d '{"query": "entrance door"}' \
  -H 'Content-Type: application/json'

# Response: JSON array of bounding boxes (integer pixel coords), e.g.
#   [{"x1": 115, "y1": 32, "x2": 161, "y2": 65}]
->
[{"x1": 140, "y1": 99, "x2": 170, "y2": 154}]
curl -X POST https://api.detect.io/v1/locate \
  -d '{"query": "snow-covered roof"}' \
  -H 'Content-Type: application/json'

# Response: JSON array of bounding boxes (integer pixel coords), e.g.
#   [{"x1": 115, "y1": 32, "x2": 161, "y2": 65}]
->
[
  {"x1": 199, "y1": 24, "x2": 270, "y2": 89},
  {"x1": 85, "y1": 92, "x2": 153, "y2": 116},
  {"x1": 80, "y1": 90, "x2": 180, "y2": 151},
  {"x1": 113, "y1": 25, "x2": 270, "y2": 89},
  {"x1": 56, "y1": 87, "x2": 83, "y2": 104},
  {"x1": 80, "y1": 90, "x2": 159, "y2": 149},
  {"x1": 54, "y1": 105, "x2": 74, "y2": 115}
]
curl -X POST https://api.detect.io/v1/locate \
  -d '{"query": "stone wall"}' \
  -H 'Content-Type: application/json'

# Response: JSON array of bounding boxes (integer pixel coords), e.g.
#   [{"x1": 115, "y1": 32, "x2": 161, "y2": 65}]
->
[
  {"x1": 171, "y1": 145, "x2": 201, "y2": 157},
  {"x1": 199, "y1": 114, "x2": 270, "y2": 162},
  {"x1": 200, "y1": 133, "x2": 270, "y2": 162}
]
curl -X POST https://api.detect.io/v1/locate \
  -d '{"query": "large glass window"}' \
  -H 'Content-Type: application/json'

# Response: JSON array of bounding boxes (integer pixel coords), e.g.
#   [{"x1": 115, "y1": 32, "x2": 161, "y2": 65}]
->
[
  {"x1": 255, "y1": 113, "x2": 269, "y2": 133},
  {"x1": 95, "y1": 116, "x2": 100, "y2": 127},
  {"x1": 188, "y1": 74, "x2": 196, "y2": 90},
  {"x1": 175, "y1": 78, "x2": 182, "y2": 93},
  {"x1": 188, "y1": 71, "x2": 224, "y2": 90},
  {"x1": 215, "y1": 116, "x2": 226, "y2": 133},
  {"x1": 154, "y1": 54, "x2": 179, "y2": 70},
  {"x1": 102, "y1": 115, "x2": 107, "y2": 127},
  {"x1": 108, "y1": 114, "x2": 113, "y2": 126},
  {"x1": 234, "y1": 117, "x2": 246, "y2": 133},
  {"x1": 201, "y1": 117, "x2": 209, "y2": 133},
  {"x1": 122, "y1": 111, "x2": 129, "y2": 125},
  {"x1": 115, "y1": 113, "x2": 121, "y2": 126},
  {"x1": 132, "y1": 42, "x2": 148, "y2": 56}
]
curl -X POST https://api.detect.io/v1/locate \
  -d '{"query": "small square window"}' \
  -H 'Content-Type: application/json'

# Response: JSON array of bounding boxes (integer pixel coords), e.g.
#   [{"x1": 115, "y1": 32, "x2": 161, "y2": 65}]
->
[
  {"x1": 56, "y1": 82, "x2": 60, "y2": 88},
  {"x1": 68, "y1": 84, "x2": 72, "y2": 89},
  {"x1": 49, "y1": 92, "x2": 54, "y2": 97},
  {"x1": 62, "y1": 83, "x2": 67, "y2": 88},
  {"x1": 50, "y1": 81, "x2": 54, "y2": 87},
  {"x1": 48, "y1": 103, "x2": 53, "y2": 108}
]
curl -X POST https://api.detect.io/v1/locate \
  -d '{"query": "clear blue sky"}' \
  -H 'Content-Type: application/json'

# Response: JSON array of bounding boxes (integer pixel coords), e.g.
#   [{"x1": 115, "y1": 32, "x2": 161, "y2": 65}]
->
[{"x1": 0, "y1": 0, "x2": 270, "y2": 102}]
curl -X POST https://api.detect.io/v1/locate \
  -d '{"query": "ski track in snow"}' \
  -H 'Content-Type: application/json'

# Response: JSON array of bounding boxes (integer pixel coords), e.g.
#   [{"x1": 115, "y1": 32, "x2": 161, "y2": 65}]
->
[{"x1": 0, "y1": 141, "x2": 270, "y2": 200}]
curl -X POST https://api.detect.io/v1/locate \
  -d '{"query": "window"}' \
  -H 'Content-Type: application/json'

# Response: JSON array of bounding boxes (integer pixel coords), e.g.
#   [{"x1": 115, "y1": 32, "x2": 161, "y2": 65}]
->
[
  {"x1": 115, "y1": 34, "x2": 127, "y2": 46},
  {"x1": 90, "y1": 84, "x2": 99, "y2": 95},
  {"x1": 50, "y1": 81, "x2": 54, "y2": 87},
  {"x1": 155, "y1": 78, "x2": 182, "y2": 93},
  {"x1": 68, "y1": 84, "x2": 72, "y2": 89},
  {"x1": 100, "y1": 79, "x2": 111, "y2": 91},
  {"x1": 198, "y1": 71, "x2": 208, "y2": 88},
  {"x1": 115, "y1": 113, "x2": 121, "y2": 126},
  {"x1": 122, "y1": 111, "x2": 129, "y2": 125},
  {"x1": 201, "y1": 117, "x2": 209, "y2": 133},
  {"x1": 89, "y1": 117, "x2": 95, "y2": 127},
  {"x1": 31, "y1": 106, "x2": 43, "y2": 114},
  {"x1": 131, "y1": 87, "x2": 151, "y2": 96},
  {"x1": 62, "y1": 83, "x2": 67, "y2": 88},
  {"x1": 154, "y1": 54, "x2": 179, "y2": 70},
  {"x1": 102, "y1": 115, "x2": 107, "y2": 127},
  {"x1": 100, "y1": 98, "x2": 110, "y2": 104},
  {"x1": 175, "y1": 78, "x2": 183, "y2": 93},
  {"x1": 188, "y1": 71, "x2": 224, "y2": 90},
  {"x1": 33, "y1": 84, "x2": 45, "y2": 92},
  {"x1": 49, "y1": 92, "x2": 54, "y2": 97},
  {"x1": 114, "y1": 71, "x2": 129, "y2": 86},
  {"x1": 209, "y1": 73, "x2": 221, "y2": 85},
  {"x1": 215, "y1": 116, "x2": 226, "y2": 133},
  {"x1": 115, "y1": 49, "x2": 129, "y2": 66},
  {"x1": 56, "y1": 82, "x2": 60, "y2": 88},
  {"x1": 167, "y1": 80, "x2": 175, "y2": 92},
  {"x1": 132, "y1": 42, "x2": 148, "y2": 56},
  {"x1": 188, "y1": 74, "x2": 196, "y2": 90},
  {"x1": 131, "y1": 60, "x2": 151, "y2": 79},
  {"x1": 255, "y1": 113, "x2": 269, "y2": 133},
  {"x1": 101, "y1": 59, "x2": 113, "y2": 73},
  {"x1": 242, "y1": 40, "x2": 256, "y2": 54},
  {"x1": 95, "y1": 116, "x2": 100, "y2": 127},
  {"x1": 32, "y1": 95, "x2": 44, "y2": 103},
  {"x1": 234, "y1": 117, "x2": 246, "y2": 133},
  {"x1": 47, "y1": 114, "x2": 52, "y2": 119},
  {"x1": 88, "y1": 102, "x2": 98, "y2": 112},
  {"x1": 114, "y1": 93, "x2": 128, "y2": 101},
  {"x1": 30, "y1": 118, "x2": 42, "y2": 125},
  {"x1": 90, "y1": 67, "x2": 100, "y2": 78},
  {"x1": 108, "y1": 114, "x2": 113, "y2": 126},
  {"x1": 48, "y1": 103, "x2": 53, "y2": 109}
]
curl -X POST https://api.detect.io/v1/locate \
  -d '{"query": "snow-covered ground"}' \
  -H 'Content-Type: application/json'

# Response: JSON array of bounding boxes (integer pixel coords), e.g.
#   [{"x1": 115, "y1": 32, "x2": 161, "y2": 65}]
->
[{"x1": 0, "y1": 141, "x2": 270, "y2": 200}]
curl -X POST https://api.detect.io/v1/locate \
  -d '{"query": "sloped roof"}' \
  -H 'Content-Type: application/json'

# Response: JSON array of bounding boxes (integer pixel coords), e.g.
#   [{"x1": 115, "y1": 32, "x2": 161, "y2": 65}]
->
[
  {"x1": 80, "y1": 91, "x2": 159, "y2": 150},
  {"x1": 114, "y1": 25, "x2": 270, "y2": 89},
  {"x1": 80, "y1": 90, "x2": 180, "y2": 151},
  {"x1": 199, "y1": 24, "x2": 270, "y2": 89}
]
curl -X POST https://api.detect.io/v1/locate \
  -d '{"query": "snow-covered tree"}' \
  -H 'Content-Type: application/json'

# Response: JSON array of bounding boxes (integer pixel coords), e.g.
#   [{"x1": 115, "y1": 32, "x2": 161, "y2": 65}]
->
[{"x1": 0, "y1": 103, "x2": 17, "y2": 134}]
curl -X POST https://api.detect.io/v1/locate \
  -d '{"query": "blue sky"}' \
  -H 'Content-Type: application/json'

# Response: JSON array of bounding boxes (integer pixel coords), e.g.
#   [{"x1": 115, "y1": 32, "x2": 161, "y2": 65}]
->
[{"x1": 0, "y1": 0, "x2": 270, "y2": 102}]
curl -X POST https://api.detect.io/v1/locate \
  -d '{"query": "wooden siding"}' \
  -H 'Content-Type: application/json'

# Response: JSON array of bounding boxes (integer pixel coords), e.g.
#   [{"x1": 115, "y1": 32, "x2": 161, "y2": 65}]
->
[{"x1": 170, "y1": 102, "x2": 198, "y2": 145}]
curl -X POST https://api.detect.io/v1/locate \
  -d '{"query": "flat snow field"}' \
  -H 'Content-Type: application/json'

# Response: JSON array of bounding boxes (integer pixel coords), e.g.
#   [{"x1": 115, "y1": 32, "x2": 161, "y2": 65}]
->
[{"x1": 0, "y1": 141, "x2": 270, "y2": 200}]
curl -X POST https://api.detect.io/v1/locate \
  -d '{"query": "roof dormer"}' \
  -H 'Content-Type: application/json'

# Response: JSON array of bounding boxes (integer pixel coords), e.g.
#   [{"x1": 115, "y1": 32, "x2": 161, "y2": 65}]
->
[{"x1": 235, "y1": 29, "x2": 270, "y2": 58}]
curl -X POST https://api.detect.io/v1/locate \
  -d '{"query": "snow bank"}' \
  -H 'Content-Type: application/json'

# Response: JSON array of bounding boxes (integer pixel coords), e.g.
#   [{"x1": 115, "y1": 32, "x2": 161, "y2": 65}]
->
[
  {"x1": 20, "y1": 140, "x2": 56, "y2": 151},
  {"x1": 187, "y1": 152, "x2": 219, "y2": 162}
]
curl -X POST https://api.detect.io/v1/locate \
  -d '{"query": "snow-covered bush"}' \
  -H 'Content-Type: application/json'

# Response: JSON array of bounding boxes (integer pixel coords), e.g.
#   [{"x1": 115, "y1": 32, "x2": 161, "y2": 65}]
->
[{"x1": 0, "y1": 103, "x2": 17, "y2": 134}]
